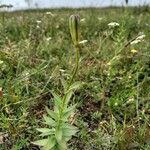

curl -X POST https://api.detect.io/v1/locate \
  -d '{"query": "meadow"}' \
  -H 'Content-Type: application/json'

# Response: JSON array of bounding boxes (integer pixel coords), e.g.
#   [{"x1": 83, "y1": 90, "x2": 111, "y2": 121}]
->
[{"x1": 0, "y1": 6, "x2": 150, "y2": 150}]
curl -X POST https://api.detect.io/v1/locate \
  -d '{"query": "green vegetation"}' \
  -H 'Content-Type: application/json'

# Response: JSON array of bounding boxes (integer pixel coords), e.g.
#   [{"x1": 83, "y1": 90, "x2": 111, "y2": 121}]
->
[{"x1": 0, "y1": 6, "x2": 150, "y2": 150}]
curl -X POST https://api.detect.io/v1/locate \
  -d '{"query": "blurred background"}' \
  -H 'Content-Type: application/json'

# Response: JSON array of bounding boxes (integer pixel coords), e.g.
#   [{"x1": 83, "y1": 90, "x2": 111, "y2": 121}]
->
[{"x1": 0, "y1": 0, "x2": 150, "y2": 10}]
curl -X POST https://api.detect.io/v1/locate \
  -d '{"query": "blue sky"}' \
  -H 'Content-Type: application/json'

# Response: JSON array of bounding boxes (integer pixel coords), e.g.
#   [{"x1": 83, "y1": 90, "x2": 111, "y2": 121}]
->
[{"x1": 0, "y1": 0, "x2": 150, "y2": 9}]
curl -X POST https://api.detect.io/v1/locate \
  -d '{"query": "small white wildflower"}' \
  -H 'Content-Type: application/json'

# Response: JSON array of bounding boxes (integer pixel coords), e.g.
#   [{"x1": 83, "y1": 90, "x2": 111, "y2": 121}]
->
[
  {"x1": 130, "y1": 39, "x2": 141, "y2": 45},
  {"x1": 128, "y1": 75, "x2": 132, "y2": 79},
  {"x1": 80, "y1": 18, "x2": 85, "y2": 22},
  {"x1": 98, "y1": 17, "x2": 103, "y2": 21},
  {"x1": 114, "y1": 102, "x2": 118, "y2": 106},
  {"x1": 46, "y1": 37, "x2": 52, "y2": 41},
  {"x1": 142, "y1": 109, "x2": 145, "y2": 114},
  {"x1": 56, "y1": 25, "x2": 60, "y2": 29},
  {"x1": 0, "y1": 60, "x2": 3, "y2": 65},
  {"x1": 36, "y1": 20, "x2": 41, "y2": 24},
  {"x1": 107, "y1": 62, "x2": 111, "y2": 66},
  {"x1": 22, "y1": 71, "x2": 30, "y2": 82},
  {"x1": 46, "y1": 12, "x2": 51, "y2": 15},
  {"x1": 59, "y1": 69, "x2": 65, "y2": 73},
  {"x1": 136, "y1": 34, "x2": 146, "y2": 40},
  {"x1": 108, "y1": 22, "x2": 120, "y2": 27},
  {"x1": 36, "y1": 25, "x2": 40, "y2": 29},
  {"x1": 79, "y1": 40, "x2": 88, "y2": 44},
  {"x1": 131, "y1": 33, "x2": 145, "y2": 45},
  {"x1": 127, "y1": 98, "x2": 134, "y2": 103},
  {"x1": 45, "y1": 11, "x2": 55, "y2": 17}
]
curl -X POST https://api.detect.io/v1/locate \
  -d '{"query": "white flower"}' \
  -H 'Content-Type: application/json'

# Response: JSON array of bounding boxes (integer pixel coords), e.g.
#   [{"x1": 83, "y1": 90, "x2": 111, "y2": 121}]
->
[
  {"x1": 56, "y1": 25, "x2": 59, "y2": 29},
  {"x1": 130, "y1": 40, "x2": 141, "y2": 45},
  {"x1": 80, "y1": 18, "x2": 85, "y2": 22},
  {"x1": 36, "y1": 25, "x2": 40, "y2": 29},
  {"x1": 108, "y1": 22, "x2": 120, "y2": 27},
  {"x1": 107, "y1": 62, "x2": 111, "y2": 66},
  {"x1": 114, "y1": 102, "x2": 118, "y2": 106},
  {"x1": 45, "y1": 11, "x2": 55, "y2": 17},
  {"x1": 0, "y1": 60, "x2": 3, "y2": 65},
  {"x1": 136, "y1": 34, "x2": 146, "y2": 40},
  {"x1": 126, "y1": 98, "x2": 134, "y2": 104},
  {"x1": 128, "y1": 75, "x2": 132, "y2": 79},
  {"x1": 46, "y1": 37, "x2": 52, "y2": 41},
  {"x1": 79, "y1": 40, "x2": 88, "y2": 44},
  {"x1": 22, "y1": 71, "x2": 30, "y2": 82},
  {"x1": 98, "y1": 17, "x2": 103, "y2": 21},
  {"x1": 130, "y1": 34, "x2": 145, "y2": 45},
  {"x1": 36, "y1": 20, "x2": 41, "y2": 24}
]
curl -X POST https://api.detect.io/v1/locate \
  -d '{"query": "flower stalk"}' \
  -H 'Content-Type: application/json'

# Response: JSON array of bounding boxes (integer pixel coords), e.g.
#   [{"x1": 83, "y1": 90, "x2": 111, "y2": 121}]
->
[{"x1": 68, "y1": 14, "x2": 80, "y2": 88}]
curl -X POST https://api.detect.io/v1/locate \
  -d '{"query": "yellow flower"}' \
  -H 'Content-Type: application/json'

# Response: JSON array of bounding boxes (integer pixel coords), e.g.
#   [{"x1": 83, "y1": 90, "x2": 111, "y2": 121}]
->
[{"x1": 131, "y1": 49, "x2": 138, "y2": 53}]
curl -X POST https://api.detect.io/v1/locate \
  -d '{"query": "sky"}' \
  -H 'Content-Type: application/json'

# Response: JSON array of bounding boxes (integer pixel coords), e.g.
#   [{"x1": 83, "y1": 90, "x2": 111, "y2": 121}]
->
[{"x1": 0, "y1": 0, "x2": 150, "y2": 10}]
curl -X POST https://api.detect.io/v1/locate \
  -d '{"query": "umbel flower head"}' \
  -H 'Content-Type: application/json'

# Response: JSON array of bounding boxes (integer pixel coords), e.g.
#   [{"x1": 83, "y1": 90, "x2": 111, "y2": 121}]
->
[{"x1": 69, "y1": 14, "x2": 80, "y2": 46}]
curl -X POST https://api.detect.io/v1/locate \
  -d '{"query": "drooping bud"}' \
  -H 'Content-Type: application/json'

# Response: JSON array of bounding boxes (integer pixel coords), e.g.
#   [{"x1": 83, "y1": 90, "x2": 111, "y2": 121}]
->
[{"x1": 69, "y1": 14, "x2": 80, "y2": 46}]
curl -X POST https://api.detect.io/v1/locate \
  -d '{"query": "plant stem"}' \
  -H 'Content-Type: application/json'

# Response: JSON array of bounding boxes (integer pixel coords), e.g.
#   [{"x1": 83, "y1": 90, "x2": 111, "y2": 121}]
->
[
  {"x1": 68, "y1": 44, "x2": 80, "y2": 88},
  {"x1": 136, "y1": 72, "x2": 139, "y2": 125},
  {"x1": 57, "y1": 44, "x2": 80, "y2": 127}
]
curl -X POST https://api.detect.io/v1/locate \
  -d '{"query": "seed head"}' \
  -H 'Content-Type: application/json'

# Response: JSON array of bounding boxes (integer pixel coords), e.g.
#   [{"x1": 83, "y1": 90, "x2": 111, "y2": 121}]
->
[{"x1": 69, "y1": 14, "x2": 80, "y2": 46}]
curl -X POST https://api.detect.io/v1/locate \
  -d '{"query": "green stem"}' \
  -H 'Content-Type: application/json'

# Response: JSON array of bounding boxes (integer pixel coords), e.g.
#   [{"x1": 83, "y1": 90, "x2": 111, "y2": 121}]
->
[
  {"x1": 57, "y1": 44, "x2": 80, "y2": 127},
  {"x1": 68, "y1": 45, "x2": 80, "y2": 88}
]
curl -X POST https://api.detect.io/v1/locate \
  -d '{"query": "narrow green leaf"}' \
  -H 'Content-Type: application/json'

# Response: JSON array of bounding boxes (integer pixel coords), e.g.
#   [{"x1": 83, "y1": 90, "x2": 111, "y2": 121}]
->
[
  {"x1": 37, "y1": 128, "x2": 55, "y2": 137},
  {"x1": 65, "y1": 91, "x2": 73, "y2": 105},
  {"x1": 61, "y1": 78, "x2": 67, "y2": 93},
  {"x1": 37, "y1": 128, "x2": 53, "y2": 133},
  {"x1": 51, "y1": 92, "x2": 62, "y2": 112},
  {"x1": 45, "y1": 107, "x2": 57, "y2": 119},
  {"x1": 51, "y1": 92, "x2": 61, "y2": 102},
  {"x1": 43, "y1": 136, "x2": 56, "y2": 150},
  {"x1": 62, "y1": 125, "x2": 78, "y2": 139},
  {"x1": 68, "y1": 82, "x2": 81, "y2": 91},
  {"x1": 39, "y1": 131, "x2": 54, "y2": 137},
  {"x1": 62, "y1": 123, "x2": 78, "y2": 130},
  {"x1": 43, "y1": 115, "x2": 55, "y2": 126},
  {"x1": 32, "y1": 138, "x2": 48, "y2": 146},
  {"x1": 63, "y1": 104, "x2": 77, "y2": 120}
]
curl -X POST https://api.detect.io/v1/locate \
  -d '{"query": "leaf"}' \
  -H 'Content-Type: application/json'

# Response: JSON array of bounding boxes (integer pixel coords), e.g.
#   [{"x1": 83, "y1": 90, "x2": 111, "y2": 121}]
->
[
  {"x1": 65, "y1": 90, "x2": 73, "y2": 105},
  {"x1": 55, "y1": 127, "x2": 62, "y2": 143},
  {"x1": 62, "y1": 123, "x2": 78, "y2": 131},
  {"x1": 68, "y1": 82, "x2": 81, "y2": 91},
  {"x1": 62, "y1": 124, "x2": 78, "y2": 141},
  {"x1": 51, "y1": 92, "x2": 62, "y2": 112},
  {"x1": 45, "y1": 107, "x2": 57, "y2": 119},
  {"x1": 43, "y1": 136, "x2": 56, "y2": 150},
  {"x1": 61, "y1": 78, "x2": 67, "y2": 93},
  {"x1": 37, "y1": 128, "x2": 55, "y2": 137},
  {"x1": 51, "y1": 92, "x2": 61, "y2": 102},
  {"x1": 32, "y1": 138, "x2": 48, "y2": 146},
  {"x1": 37, "y1": 128, "x2": 53, "y2": 133},
  {"x1": 39, "y1": 131, "x2": 54, "y2": 137},
  {"x1": 57, "y1": 139, "x2": 68, "y2": 150},
  {"x1": 43, "y1": 115, "x2": 55, "y2": 126},
  {"x1": 63, "y1": 104, "x2": 77, "y2": 120}
]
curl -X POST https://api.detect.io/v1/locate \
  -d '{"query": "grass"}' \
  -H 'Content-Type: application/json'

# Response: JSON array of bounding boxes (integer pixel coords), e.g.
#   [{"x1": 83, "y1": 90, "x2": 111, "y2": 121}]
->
[{"x1": 0, "y1": 6, "x2": 150, "y2": 150}]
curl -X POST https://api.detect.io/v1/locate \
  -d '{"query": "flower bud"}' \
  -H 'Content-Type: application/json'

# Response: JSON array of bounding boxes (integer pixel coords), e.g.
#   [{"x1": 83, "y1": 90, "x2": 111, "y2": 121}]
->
[{"x1": 69, "y1": 14, "x2": 80, "y2": 46}]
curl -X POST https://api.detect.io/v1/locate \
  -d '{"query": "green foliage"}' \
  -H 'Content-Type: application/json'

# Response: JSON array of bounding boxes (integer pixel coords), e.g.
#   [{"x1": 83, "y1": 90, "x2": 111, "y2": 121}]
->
[
  {"x1": 0, "y1": 7, "x2": 150, "y2": 150},
  {"x1": 33, "y1": 82, "x2": 80, "y2": 150}
]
